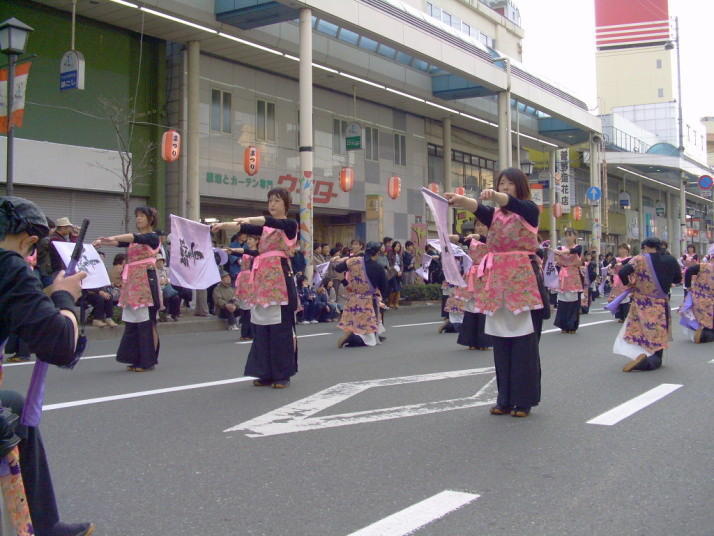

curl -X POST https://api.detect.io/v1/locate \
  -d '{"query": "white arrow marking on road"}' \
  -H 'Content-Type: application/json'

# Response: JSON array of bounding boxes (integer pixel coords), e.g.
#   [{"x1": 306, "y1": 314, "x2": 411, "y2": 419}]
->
[
  {"x1": 235, "y1": 332, "x2": 332, "y2": 344},
  {"x1": 2, "y1": 354, "x2": 117, "y2": 367},
  {"x1": 345, "y1": 490, "x2": 479, "y2": 536},
  {"x1": 586, "y1": 383, "x2": 683, "y2": 426},
  {"x1": 225, "y1": 367, "x2": 497, "y2": 437}
]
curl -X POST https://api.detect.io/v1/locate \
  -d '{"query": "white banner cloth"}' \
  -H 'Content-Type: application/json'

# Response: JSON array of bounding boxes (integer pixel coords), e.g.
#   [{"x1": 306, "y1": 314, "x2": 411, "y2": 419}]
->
[
  {"x1": 313, "y1": 261, "x2": 330, "y2": 287},
  {"x1": 168, "y1": 214, "x2": 221, "y2": 290},
  {"x1": 415, "y1": 253, "x2": 433, "y2": 281},
  {"x1": 52, "y1": 242, "x2": 110, "y2": 289},
  {"x1": 421, "y1": 188, "x2": 466, "y2": 287},
  {"x1": 543, "y1": 249, "x2": 559, "y2": 290}
]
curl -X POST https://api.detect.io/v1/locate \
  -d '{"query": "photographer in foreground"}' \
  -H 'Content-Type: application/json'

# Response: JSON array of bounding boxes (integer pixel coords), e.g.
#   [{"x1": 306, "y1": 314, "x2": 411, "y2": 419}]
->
[{"x1": 0, "y1": 196, "x2": 94, "y2": 536}]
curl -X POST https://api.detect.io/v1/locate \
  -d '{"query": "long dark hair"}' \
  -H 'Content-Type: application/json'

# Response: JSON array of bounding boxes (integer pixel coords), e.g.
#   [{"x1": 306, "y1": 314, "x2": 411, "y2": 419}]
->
[{"x1": 495, "y1": 168, "x2": 531, "y2": 200}]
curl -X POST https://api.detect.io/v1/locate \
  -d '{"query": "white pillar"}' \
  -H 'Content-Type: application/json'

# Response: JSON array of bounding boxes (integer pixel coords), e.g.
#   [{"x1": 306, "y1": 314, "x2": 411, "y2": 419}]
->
[
  {"x1": 637, "y1": 180, "x2": 645, "y2": 242},
  {"x1": 497, "y1": 91, "x2": 512, "y2": 171},
  {"x1": 299, "y1": 8, "x2": 314, "y2": 282},
  {"x1": 443, "y1": 117, "x2": 452, "y2": 230},
  {"x1": 549, "y1": 150, "x2": 557, "y2": 246},
  {"x1": 187, "y1": 41, "x2": 208, "y2": 315},
  {"x1": 187, "y1": 41, "x2": 200, "y2": 222},
  {"x1": 589, "y1": 134, "x2": 602, "y2": 255},
  {"x1": 679, "y1": 172, "x2": 687, "y2": 258}
]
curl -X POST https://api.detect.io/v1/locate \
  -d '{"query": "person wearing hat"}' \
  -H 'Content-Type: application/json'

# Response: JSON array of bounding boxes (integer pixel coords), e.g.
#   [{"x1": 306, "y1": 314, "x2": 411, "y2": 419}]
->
[
  {"x1": 613, "y1": 237, "x2": 682, "y2": 372},
  {"x1": 334, "y1": 240, "x2": 388, "y2": 348},
  {"x1": 48, "y1": 216, "x2": 77, "y2": 275},
  {"x1": 213, "y1": 270, "x2": 239, "y2": 330},
  {"x1": 681, "y1": 243, "x2": 714, "y2": 344},
  {"x1": 0, "y1": 196, "x2": 95, "y2": 536}
]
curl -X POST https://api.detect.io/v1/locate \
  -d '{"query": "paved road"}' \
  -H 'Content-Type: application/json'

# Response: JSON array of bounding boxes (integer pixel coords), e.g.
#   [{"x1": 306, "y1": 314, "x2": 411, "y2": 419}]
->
[{"x1": 5, "y1": 290, "x2": 713, "y2": 535}]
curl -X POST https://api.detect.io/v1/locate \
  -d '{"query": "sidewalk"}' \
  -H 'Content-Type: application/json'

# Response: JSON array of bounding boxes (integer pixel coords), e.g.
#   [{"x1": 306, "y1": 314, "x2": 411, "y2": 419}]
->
[{"x1": 84, "y1": 301, "x2": 439, "y2": 341}]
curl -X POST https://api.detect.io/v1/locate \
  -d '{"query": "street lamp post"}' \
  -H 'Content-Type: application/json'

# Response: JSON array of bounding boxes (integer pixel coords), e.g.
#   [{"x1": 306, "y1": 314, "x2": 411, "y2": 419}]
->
[{"x1": 0, "y1": 17, "x2": 33, "y2": 197}]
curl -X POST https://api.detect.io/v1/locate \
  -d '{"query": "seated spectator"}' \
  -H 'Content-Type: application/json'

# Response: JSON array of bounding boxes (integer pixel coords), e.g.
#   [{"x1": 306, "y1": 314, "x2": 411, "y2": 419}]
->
[
  {"x1": 84, "y1": 287, "x2": 118, "y2": 328},
  {"x1": 109, "y1": 253, "x2": 125, "y2": 304},
  {"x1": 156, "y1": 255, "x2": 180, "y2": 321},
  {"x1": 325, "y1": 279, "x2": 342, "y2": 320},
  {"x1": 298, "y1": 276, "x2": 319, "y2": 324},
  {"x1": 316, "y1": 285, "x2": 337, "y2": 322},
  {"x1": 213, "y1": 271, "x2": 239, "y2": 330}
]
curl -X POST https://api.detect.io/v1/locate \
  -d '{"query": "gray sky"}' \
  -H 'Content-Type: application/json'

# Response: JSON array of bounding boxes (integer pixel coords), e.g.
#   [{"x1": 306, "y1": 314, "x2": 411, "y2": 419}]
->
[{"x1": 517, "y1": 0, "x2": 713, "y2": 120}]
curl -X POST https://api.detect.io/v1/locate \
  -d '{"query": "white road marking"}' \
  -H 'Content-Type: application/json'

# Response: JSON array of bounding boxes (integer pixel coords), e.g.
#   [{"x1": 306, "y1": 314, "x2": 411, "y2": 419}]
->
[
  {"x1": 541, "y1": 319, "x2": 616, "y2": 334},
  {"x1": 391, "y1": 321, "x2": 442, "y2": 328},
  {"x1": 3, "y1": 354, "x2": 116, "y2": 367},
  {"x1": 43, "y1": 377, "x2": 254, "y2": 411},
  {"x1": 345, "y1": 490, "x2": 479, "y2": 536},
  {"x1": 586, "y1": 383, "x2": 683, "y2": 426},
  {"x1": 235, "y1": 332, "x2": 332, "y2": 344},
  {"x1": 225, "y1": 367, "x2": 496, "y2": 437}
]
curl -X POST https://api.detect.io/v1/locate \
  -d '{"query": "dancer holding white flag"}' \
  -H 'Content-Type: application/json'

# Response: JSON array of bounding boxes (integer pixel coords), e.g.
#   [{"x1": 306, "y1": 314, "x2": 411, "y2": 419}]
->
[
  {"x1": 445, "y1": 168, "x2": 548, "y2": 418},
  {"x1": 93, "y1": 207, "x2": 161, "y2": 372},
  {"x1": 212, "y1": 188, "x2": 298, "y2": 389}
]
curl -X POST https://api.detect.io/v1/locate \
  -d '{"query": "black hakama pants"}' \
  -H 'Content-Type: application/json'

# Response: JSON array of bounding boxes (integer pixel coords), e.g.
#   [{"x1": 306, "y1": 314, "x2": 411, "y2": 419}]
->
[
  {"x1": 116, "y1": 270, "x2": 160, "y2": 369},
  {"x1": 492, "y1": 310, "x2": 542, "y2": 410},
  {"x1": 239, "y1": 309, "x2": 253, "y2": 339},
  {"x1": 699, "y1": 327, "x2": 714, "y2": 344},
  {"x1": 615, "y1": 302, "x2": 630, "y2": 322},
  {"x1": 554, "y1": 297, "x2": 580, "y2": 331},
  {"x1": 244, "y1": 305, "x2": 298, "y2": 383},
  {"x1": 457, "y1": 311, "x2": 493, "y2": 348}
]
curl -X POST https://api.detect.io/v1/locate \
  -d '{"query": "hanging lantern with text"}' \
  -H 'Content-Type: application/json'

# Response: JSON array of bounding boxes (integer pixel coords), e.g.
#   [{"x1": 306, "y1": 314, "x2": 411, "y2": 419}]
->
[
  {"x1": 572, "y1": 206, "x2": 583, "y2": 221},
  {"x1": 388, "y1": 176, "x2": 401, "y2": 200},
  {"x1": 454, "y1": 186, "x2": 465, "y2": 196},
  {"x1": 244, "y1": 146, "x2": 260, "y2": 176},
  {"x1": 553, "y1": 203, "x2": 563, "y2": 218},
  {"x1": 428, "y1": 182, "x2": 440, "y2": 194},
  {"x1": 161, "y1": 129, "x2": 181, "y2": 162},
  {"x1": 339, "y1": 167, "x2": 354, "y2": 193}
]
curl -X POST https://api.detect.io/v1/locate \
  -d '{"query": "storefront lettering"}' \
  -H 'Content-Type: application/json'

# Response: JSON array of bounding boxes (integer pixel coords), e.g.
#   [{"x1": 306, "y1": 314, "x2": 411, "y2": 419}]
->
[{"x1": 205, "y1": 172, "x2": 338, "y2": 204}]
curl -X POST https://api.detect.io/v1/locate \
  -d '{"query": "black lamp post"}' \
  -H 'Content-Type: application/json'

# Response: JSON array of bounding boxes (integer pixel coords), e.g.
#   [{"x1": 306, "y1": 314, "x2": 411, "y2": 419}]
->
[{"x1": 0, "y1": 17, "x2": 34, "y2": 196}]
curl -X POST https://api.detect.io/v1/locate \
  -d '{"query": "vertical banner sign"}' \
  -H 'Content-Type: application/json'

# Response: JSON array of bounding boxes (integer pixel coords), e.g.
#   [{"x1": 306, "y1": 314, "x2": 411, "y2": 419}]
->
[
  {"x1": 556, "y1": 148, "x2": 572, "y2": 214},
  {"x1": 421, "y1": 187, "x2": 466, "y2": 287},
  {"x1": 409, "y1": 223, "x2": 427, "y2": 269},
  {"x1": 0, "y1": 62, "x2": 32, "y2": 134}
]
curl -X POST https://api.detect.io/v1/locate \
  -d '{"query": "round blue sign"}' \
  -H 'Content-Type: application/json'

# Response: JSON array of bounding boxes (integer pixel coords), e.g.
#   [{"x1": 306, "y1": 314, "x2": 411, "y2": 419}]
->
[
  {"x1": 586, "y1": 186, "x2": 602, "y2": 201},
  {"x1": 698, "y1": 175, "x2": 713, "y2": 190}
]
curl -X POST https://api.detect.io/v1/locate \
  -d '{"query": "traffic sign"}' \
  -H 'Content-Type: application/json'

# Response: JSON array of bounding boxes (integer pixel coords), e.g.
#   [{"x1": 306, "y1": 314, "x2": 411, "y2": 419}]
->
[
  {"x1": 586, "y1": 186, "x2": 602, "y2": 202},
  {"x1": 698, "y1": 175, "x2": 713, "y2": 190}
]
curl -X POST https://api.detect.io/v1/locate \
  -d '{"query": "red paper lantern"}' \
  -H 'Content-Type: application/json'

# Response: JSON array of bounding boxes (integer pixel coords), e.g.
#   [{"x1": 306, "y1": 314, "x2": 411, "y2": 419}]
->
[
  {"x1": 388, "y1": 176, "x2": 401, "y2": 200},
  {"x1": 454, "y1": 186, "x2": 465, "y2": 196},
  {"x1": 572, "y1": 206, "x2": 582, "y2": 221},
  {"x1": 553, "y1": 203, "x2": 563, "y2": 218},
  {"x1": 161, "y1": 129, "x2": 181, "y2": 162},
  {"x1": 339, "y1": 167, "x2": 354, "y2": 193},
  {"x1": 428, "y1": 182, "x2": 440, "y2": 194},
  {"x1": 244, "y1": 146, "x2": 260, "y2": 176}
]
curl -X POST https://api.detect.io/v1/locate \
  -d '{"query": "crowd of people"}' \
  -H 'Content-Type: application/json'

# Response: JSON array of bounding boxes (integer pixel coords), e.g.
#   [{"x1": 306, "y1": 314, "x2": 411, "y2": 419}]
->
[{"x1": 0, "y1": 175, "x2": 712, "y2": 534}]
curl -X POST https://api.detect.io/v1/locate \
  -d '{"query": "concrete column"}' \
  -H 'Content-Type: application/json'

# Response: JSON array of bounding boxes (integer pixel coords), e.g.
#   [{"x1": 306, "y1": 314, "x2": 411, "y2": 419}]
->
[
  {"x1": 666, "y1": 190, "x2": 674, "y2": 249},
  {"x1": 589, "y1": 134, "x2": 601, "y2": 255},
  {"x1": 679, "y1": 172, "x2": 687, "y2": 258},
  {"x1": 187, "y1": 41, "x2": 200, "y2": 221},
  {"x1": 187, "y1": 41, "x2": 208, "y2": 315},
  {"x1": 299, "y1": 8, "x2": 314, "y2": 282},
  {"x1": 549, "y1": 150, "x2": 557, "y2": 246},
  {"x1": 443, "y1": 117, "x2": 452, "y2": 230},
  {"x1": 637, "y1": 180, "x2": 645, "y2": 242},
  {"x1": 497, "y1": 91, "x2": 512, "y2": 172}
]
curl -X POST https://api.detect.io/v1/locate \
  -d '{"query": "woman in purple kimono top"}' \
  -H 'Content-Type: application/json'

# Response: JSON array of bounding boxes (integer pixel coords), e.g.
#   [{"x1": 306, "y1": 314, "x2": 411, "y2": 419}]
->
[{"x1": 612, "y1": 237, "x2": 681, "y2": 372}]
